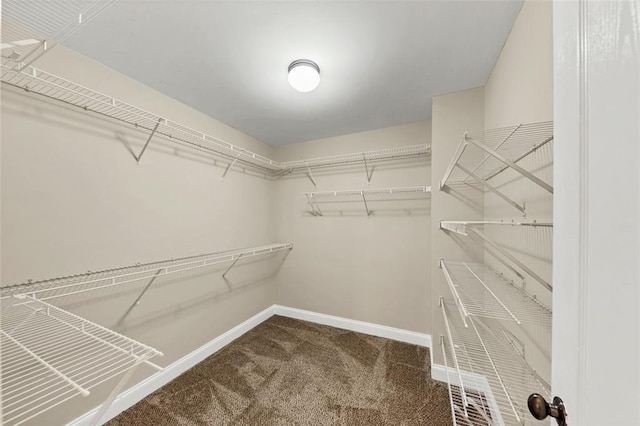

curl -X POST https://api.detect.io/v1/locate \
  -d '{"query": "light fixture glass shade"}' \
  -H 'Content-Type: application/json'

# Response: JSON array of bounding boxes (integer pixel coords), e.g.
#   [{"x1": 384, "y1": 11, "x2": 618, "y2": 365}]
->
[{"x1": 288, "y1": 59, "x2": 320, "y2": 92}]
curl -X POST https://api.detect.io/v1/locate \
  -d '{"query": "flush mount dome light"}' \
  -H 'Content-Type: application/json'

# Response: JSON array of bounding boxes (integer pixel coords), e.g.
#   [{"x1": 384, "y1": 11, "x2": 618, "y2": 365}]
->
[{"x1": 288, "y1": 59, "x2": 320, "y2": 92}]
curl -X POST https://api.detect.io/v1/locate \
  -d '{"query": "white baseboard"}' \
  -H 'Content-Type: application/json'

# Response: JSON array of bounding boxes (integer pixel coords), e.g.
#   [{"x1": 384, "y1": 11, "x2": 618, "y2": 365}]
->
[
  {"x1": 431, "y1": 354, "x2": 504, "y2": 426},
  {"x1": 68, "y1": 306, "x2": 276, "y2": 426},
  {"x1": 69, "y1": 304, "x2": 434, "y2": 425},
  {"x1": 273, "y1": 305, "x2": 432, "y2": 348}
]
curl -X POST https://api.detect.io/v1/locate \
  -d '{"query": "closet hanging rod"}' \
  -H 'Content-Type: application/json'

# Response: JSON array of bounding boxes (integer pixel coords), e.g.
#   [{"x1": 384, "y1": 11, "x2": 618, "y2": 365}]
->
[{"x1": 1, "y1": 243, "x2": 293, "y2": 301}]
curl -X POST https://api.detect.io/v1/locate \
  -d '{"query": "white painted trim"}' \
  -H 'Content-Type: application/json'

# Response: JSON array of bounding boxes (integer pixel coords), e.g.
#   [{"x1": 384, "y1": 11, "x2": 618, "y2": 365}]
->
[
  {"x1": 70, "y1": 305, "x2": 437, "y2": 425},
  {"x1": 272, "y1": 305, "x2": 432, "y2": 348},
  {"x1": 431, "y1": 362, "x2": 504, "y2": 426},
  {"x1": 68, "y1": 306, "x2": 276, "y2": 426}
]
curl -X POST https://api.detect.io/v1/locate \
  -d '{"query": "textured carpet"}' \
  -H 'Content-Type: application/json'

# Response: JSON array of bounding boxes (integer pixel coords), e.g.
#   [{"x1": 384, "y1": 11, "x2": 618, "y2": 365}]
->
[{"x1": 108, "y1": 315, "x2": 452, "y2": 425}]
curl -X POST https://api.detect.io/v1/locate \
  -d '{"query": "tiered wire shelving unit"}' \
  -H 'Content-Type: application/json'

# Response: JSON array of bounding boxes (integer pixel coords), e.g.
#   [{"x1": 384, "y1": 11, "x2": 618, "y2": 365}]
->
[
  {"x1": 440, "y1": 299, "x2": 551, "y2": 426},
  {"x1": 0, "y1": 243, "x2": 292, "y2": 425},
  {"x1": 437, "y1": 122, "x2": 554, "y2": 426},
  {"x1": 303, "y1": 186, "x2": 431, "y2": 216},
  {"x1": 439, "y1": 122, "x2": 553, "y2": 215}
]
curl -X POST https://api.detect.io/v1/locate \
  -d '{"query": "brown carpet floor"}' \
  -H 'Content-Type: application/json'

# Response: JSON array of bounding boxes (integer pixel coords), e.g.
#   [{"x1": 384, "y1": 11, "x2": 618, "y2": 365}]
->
[{"x1": 108, "y1": 315, "x2": 452, "y2": 425}]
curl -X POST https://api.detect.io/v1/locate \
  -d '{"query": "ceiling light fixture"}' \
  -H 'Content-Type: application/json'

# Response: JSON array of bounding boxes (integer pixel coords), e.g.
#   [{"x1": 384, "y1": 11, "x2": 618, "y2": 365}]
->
[{"x1": 288, "y1": 59, "x2": 320, "y2": 93}]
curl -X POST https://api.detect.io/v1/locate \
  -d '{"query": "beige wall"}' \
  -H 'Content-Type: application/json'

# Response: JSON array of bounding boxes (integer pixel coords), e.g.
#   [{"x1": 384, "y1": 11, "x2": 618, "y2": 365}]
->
[
  {"x1": 1, "y1": 47, "x2": 279, "y2": 424},
  {"x1": 273, "y1": 122, "x2": 432, "y2": 333},
  {"x1": 429, "y1": 87, "x2": 485, "y2": 365},
  {"x1": 482, "y1": 0, "x2": 553, "y2": 382},
  {"x1": 484, "y1": 0, "x2": 553, "y2": 129}
]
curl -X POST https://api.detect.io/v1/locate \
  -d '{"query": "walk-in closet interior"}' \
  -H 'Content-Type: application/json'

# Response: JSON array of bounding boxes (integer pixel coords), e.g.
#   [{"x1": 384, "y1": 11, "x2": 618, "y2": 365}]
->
[{"x1": 2, "y1": 0, "x2": 639, "y2": 425}]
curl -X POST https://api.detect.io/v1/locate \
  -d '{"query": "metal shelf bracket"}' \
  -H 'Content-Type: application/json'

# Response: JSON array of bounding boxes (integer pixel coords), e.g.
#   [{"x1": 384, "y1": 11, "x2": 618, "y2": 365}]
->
[{"x1": 135, "y1": 118, "x2": 163, "y2": 163}]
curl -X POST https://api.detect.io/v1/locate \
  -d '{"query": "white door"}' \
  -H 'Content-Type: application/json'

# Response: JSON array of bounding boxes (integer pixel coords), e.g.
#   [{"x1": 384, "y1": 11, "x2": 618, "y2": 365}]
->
[{"x1": 553, "y1": 1, "x2": 640, "y2": 425}]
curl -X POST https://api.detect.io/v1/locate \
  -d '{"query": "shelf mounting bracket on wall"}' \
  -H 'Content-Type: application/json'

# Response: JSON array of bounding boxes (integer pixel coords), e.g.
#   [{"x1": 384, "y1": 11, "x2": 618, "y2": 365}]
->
[
  {"x1": 465, "y1": 227, "x2": 552, "y2": 292},
  {"x1": 440, "y1": 136, "x2": 468, "y2": 190},
  {"x1": 135, "y1": 118, "x2": 163, "y2": 163},
  {"x1": 462, "y1": 124, "x2": 521, "y2": 185},
  {"x1": 482, "y1": 135, "x2": 553, "y2": 182},
  {"x1": 361, "y1": 191, "x2": 372, "y2": 216},
  {"x1": 222, "y1": 150, "x2": 244, "y2": 179},
  {"x1": 305, "y1": 162, "x2": 317, "y2": 187},
  {"x1": 222, "y1": 253, "x2": 244, "y2": 280},
  {"x1": 457, "y1": 163, "x2": 526, "y2": 215},
  {"x1": 363, "y1": 154, "x2": 374, "y2": 183},
  {"x1": 465, "y1": 135, "x2": 553, "y2": 194},
  {"x1": 115, "y1": 268, "x2": 164, "y2": 327},
  {"x1": 305, "y1": 194, "x2": 323, "y2": 217},
  {"x1": 89, "y1": 359, "x2": 144, "y2": 426}
]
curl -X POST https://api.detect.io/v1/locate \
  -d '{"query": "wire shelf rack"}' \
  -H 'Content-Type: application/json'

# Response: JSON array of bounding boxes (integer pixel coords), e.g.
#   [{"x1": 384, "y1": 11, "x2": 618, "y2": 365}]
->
[
  {"x1": 439, "y1": 122, "x2": 553, "y2": 214},
  {"x1": 0, "y1": 243, "x2": 293, "y2": 302},
  {"x1": 440, "y1": 221, "x2": 552, "y2": 293},
  {"x1": 303, "y1": 186, "x2": 430, "y2": 216},
  {"x1": 1, "y1": 66, "x2": 430, "y2": 179},
  {"x1": 1, "y1": 0, "x2": 117, "y2": 73},
  {"x1": 0, "y1": 65, "x2": 283, "y2": 173},
  {"x1": 0, "y1": 297, "x2": 162, "y2": 426},
  {"x1": 281, "y1": 145, "x2": 431, "y2": 171},
  {"x1": 440, "y1": 260, "x2": 551, "y2": 328},
  {"x1": 440, "y1": 299, "x2": 551, "y2": 426}
]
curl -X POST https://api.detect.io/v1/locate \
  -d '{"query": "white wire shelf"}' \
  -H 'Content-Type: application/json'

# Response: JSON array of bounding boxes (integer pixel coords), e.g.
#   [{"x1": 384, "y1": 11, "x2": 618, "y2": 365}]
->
[
  {"x1": 281, "y1": 145, "x2": 431, "y2": 171},
  {"x1": 441, "y1": 335, "x2": 493, "y2": 426},
  {"x1": 0, "y1": 65, "x2": 283, "y2": 173},
  {"x1": 0, "y1": 297, "x2": 162, "y2": 426},
  {"x1": 439, "y1": 221, "x2": 552, "y2": 233},
  {"x1": 439, "y1": 122, "x2": 553, "y2": 214},
  {"x1": 303, "y1": 186, "x2": 430, "y2": 216},
  {"x1": 440, "y1": 260, "x2": 551, "y2": 328},
  {"x1": 1, "y1": 243, "x2": 293, "y2": 301},
  {"x1": 440, "y1": 299, "x2": 550, "y2": 426},
  {"x1": 1, "y1": 0, "x2": 117, "y2": 73},
  {"x1": 1, "y1": 65, "x2": 430, "y2": 179},
  {"x1": 440, "y1": 221, "x2": 552, "y2": 293}
]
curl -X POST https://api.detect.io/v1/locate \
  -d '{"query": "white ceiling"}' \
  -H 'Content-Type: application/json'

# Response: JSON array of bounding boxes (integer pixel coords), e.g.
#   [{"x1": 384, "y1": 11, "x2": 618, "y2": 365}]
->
[{"x1": 65, "y1": 1, "x2": 523, "y2": 146}]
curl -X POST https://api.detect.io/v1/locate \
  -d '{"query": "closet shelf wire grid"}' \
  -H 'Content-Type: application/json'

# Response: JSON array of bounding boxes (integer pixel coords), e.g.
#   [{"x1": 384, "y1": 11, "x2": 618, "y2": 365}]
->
[
  {"x1": 0, "y1": 243, "x2": 292, "y2": 424},
  {"x1": 303, "y1": 186, "x2": 431, "y2": 202},
  {"x1": 439, "y1": 121, "x2": 553, "y2": 214},
  {"x1": 1, "y1": 0, "x2": 118, "y2": 73},
  {"x1": 440, "y1": 300, "x2": 551, "y2": 426},
  {"x1": 281, "y1": 145, "x2": 431, "y2": 171},
  {"x1": 0, "y1": 243, "x2": 293, "y2": 301},
  {"x1": 1, "y1": 66, "x2": 430, "y2": 176},
  {"x1": 440, "y1": 221, "x2": 553, "y2": 293},
  {"x1": 0, "y1": 297, "x2": 162, "y2": 426},
  {"x1": 440, "y1": 260, "x2": 551, "y2": 328}
]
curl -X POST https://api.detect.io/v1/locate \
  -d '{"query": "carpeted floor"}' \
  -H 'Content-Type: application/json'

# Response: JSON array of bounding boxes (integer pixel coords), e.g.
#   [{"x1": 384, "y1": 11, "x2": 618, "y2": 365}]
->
[{"x1": 108, "y1": 315, "x2": 452, "y2": 425}]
